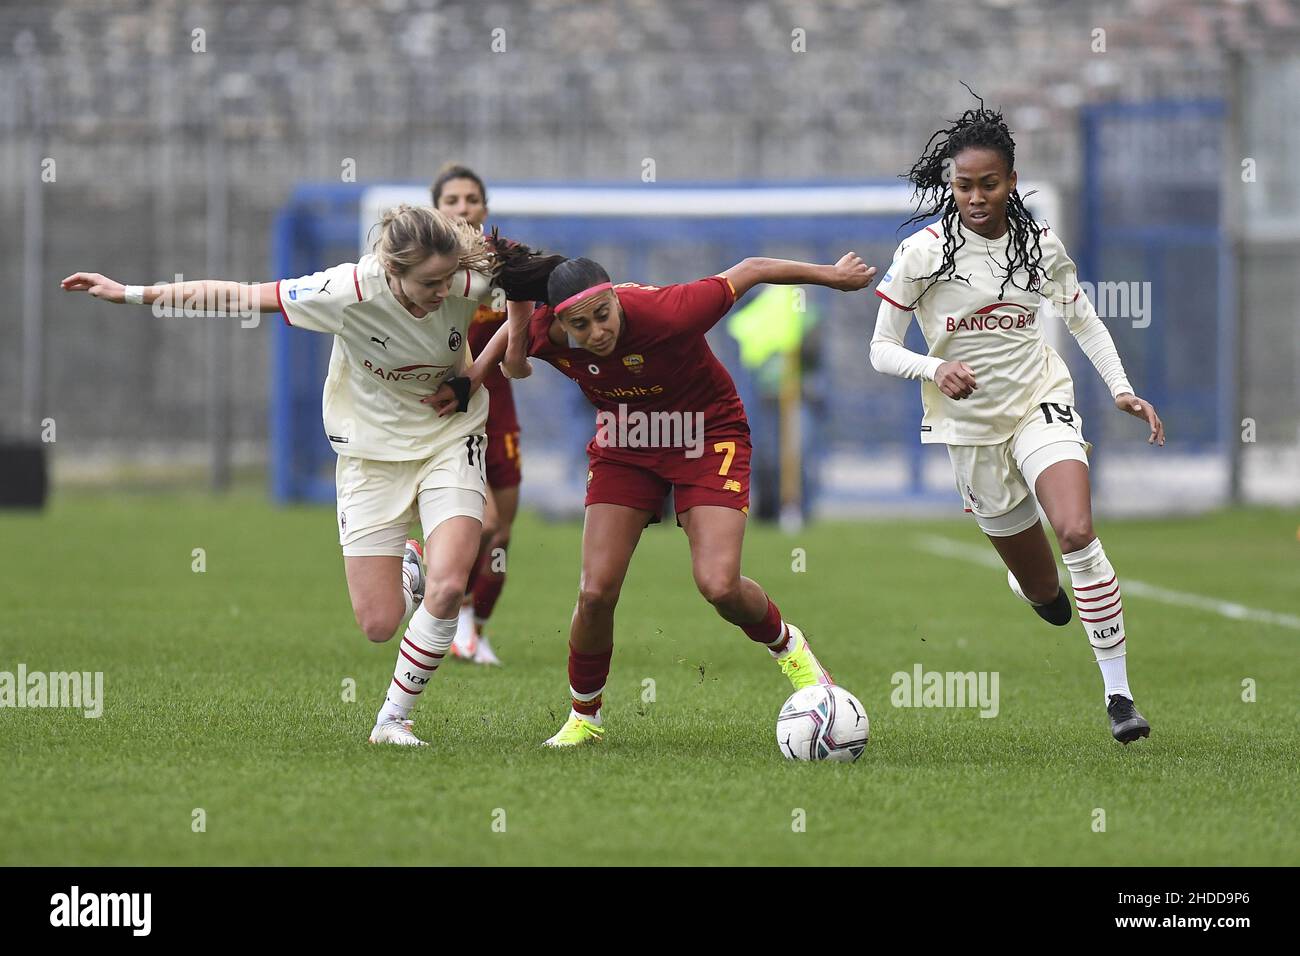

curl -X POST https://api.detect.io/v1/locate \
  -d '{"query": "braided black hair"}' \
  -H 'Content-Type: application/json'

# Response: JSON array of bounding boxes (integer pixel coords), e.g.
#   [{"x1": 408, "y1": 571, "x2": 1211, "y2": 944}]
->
[
  {"x1": 487, "y1": 227, "x2": 568, "y2": 302},
  {"x1": 900, "y1": 86, "x2": 1043, "y2": 306}
]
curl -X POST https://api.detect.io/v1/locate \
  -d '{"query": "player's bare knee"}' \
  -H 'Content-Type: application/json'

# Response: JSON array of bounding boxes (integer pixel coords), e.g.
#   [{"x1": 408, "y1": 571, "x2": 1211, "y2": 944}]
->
[
  {"x1": 577, "y1": 584, "x2": 619, "y2": 621},
  {"x1": 1056, "y1": 522, "x2": 1096, "y2": 555},
  {"x1": 355, "y1": 606, "x2": 401, "y2": 643},
  {"x1": 423, "y1": 578, "x2": 465, "y2": 617},
  {"x1": 695, "y1": 573, "x2": 741, "y2": 609}
]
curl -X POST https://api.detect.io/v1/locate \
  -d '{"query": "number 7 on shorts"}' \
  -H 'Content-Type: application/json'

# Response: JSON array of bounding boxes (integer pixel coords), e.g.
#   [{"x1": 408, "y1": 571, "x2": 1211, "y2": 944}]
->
[{"x1": 713, "y1": 440, "x2": 736, "y2": 476}]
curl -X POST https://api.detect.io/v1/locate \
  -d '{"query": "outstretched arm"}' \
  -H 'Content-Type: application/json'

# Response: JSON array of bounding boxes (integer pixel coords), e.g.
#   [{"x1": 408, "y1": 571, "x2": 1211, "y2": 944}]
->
[
  {"x1": 1057, "y1": 292, "x2": 1165, "y2": 445},
  {"x1": 1057, "y1": 292, "x2": 1133, "y2": 399},
  {"x1": 1044, "y1": 233, "x2": 1165, "y2": 445},
  {"x1": 60, "y1": 272, "x2": 280, "y2": 315},
  {"x1": 720, "y1": 252, "x2": 875, "y2": 299}
]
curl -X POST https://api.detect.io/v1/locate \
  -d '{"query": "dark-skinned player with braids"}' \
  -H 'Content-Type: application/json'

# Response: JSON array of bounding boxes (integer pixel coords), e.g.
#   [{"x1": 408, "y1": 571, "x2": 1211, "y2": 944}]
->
[{"x1": 869, "y1": 92, "x2": 1165, "y2": 744}]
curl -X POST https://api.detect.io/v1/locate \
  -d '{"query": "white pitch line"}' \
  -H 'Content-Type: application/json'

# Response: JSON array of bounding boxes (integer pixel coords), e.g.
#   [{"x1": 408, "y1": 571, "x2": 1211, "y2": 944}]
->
[{"x1": 914, "y1": 534, "x2": 1300, "y2": 632}]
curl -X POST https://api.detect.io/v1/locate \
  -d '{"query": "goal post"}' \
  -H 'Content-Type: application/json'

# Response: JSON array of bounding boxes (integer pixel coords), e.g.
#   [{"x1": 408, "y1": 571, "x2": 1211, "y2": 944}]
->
[{"x1": 272, "y1": 180, "x2": 1064, "y2": 515}]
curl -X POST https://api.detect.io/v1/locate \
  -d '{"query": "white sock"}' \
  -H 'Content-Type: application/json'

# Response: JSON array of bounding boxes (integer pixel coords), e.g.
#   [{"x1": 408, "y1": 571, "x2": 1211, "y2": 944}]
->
[
  {"x1": 767, "y1": 622, "x2": 792, "y2": 657},
  {"x1": 571, "y1": 706, "x2": 603, "y2": 728},
  {"x1": 569, "y1": 681, "x2": 605, "y2": 726},
  {"x1": 1098, "y1": 655, "x2": 1132, "y2": 701},
  {"x1": 1062, "y1": 538, "x2": 1132, "y2": 697},
  {"x1": 377, "y1": 605, "x2": 456, "y2": 724},
  {"x1": 454, "y1": 604, "x2": 477, "y2": 645}
]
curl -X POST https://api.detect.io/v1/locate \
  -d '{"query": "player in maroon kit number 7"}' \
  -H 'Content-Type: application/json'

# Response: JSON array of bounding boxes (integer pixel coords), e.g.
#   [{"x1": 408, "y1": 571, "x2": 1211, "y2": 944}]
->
[{"x1": 502, "y1": 252, "x2": 875, "y2": 746}]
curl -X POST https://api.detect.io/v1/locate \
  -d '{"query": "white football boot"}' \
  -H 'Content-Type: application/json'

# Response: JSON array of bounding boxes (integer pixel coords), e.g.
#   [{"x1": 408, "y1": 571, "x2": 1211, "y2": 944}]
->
[
  {"x1": 368, "y1": 718, "x2": 427, "y2": 747},
  {"x1": 450, "y1": 603, "x2": 479, "y2": 660},
  {"x1": 472, "y1": 630, "x2": 502, "y2": 666},
  {"x1": 1007, "y1": 570, "x2": 1072, "y2": 626}
]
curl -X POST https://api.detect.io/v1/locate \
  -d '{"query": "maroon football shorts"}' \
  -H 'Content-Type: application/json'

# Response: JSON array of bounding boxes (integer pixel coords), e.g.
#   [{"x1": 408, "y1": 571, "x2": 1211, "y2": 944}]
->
[
  {"x1": 584, "y1": 436, "x2": 751, "y2": 521},
  {"x1": 485, "y1": 429, "x2": 521, "y2": 490}
]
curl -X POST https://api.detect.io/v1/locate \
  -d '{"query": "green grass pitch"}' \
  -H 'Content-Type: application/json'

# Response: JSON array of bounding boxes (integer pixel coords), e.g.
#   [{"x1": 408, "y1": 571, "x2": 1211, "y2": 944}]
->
[{"x1": 1, "y1": 492, "x2": 1297, "y2": 865}]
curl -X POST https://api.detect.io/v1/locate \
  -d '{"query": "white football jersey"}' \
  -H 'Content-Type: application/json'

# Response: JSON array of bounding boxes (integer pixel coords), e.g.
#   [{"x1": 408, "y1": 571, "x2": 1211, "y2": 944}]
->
[
  {"x1": 278, "y1": 254, "x2": 489, "y2": 461},
  {"x1": 873, "y1": 219, "x2": 1100, "y2": 445}
]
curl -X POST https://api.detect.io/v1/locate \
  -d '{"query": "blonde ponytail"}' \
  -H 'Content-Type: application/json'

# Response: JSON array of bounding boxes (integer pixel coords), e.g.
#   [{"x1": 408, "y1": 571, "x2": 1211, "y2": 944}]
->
[{"x1": 371, "y1": 204, "x2": 495, "y2": 278}]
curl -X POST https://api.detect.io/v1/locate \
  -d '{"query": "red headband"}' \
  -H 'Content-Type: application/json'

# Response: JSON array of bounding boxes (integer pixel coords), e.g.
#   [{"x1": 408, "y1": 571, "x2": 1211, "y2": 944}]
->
[{"x1": 554, "y1": 282, "x2": 613, "y2": 315}]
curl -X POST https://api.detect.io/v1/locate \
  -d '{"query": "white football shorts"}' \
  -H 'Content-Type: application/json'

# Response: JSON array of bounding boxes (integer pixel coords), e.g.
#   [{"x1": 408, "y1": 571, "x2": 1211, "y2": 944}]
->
[
  {"x1": 946, "y1": 402, "x2": 1090, "y2": 537},
  {"x1": 335, "y1": 434, "x2": 488, "y2": 556}
]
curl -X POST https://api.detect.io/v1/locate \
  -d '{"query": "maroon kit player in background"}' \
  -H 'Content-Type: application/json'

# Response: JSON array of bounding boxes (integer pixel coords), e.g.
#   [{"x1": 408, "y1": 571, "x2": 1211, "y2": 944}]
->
[
  {"x1": 433, "y1": 164, "x2": 521, "y2": 665},
  {"x1": 497, "y1": 252, "x2": 876, "y2": 746}
]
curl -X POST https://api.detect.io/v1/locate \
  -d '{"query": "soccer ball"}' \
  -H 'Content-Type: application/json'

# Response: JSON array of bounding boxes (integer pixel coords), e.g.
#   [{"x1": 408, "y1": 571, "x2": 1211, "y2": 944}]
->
[{"x1": 776, "y1": 685, "x2": 869, "y2": 762}]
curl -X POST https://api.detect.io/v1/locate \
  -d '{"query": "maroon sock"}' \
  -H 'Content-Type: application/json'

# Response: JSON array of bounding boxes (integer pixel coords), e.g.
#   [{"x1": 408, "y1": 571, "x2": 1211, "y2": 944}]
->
[
  {"x1": 568, "y1": 644, "x2": 613, "y2": 716},
  {"x1": 740, "y1": 597, "x2": 786, "y2": 649},
  {"x1": 472, "y1": 571, "x2": 505, "y2": 622}
]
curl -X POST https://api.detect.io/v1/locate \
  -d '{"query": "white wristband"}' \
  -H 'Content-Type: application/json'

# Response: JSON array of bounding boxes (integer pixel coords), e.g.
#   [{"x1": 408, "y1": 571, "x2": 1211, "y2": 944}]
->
[{"x1": 124, "y1": 285, "x2": 145, "y2": 305}]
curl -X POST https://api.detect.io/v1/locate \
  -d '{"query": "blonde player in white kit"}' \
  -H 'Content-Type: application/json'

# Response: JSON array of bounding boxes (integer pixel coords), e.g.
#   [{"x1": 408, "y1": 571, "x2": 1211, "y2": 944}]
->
[
  {"x1": 870, "y1": 99, "x2": 1165, "y2": 744},
  {"x1": 61, "y1": 204, "x2": 526, "y2": 747}
]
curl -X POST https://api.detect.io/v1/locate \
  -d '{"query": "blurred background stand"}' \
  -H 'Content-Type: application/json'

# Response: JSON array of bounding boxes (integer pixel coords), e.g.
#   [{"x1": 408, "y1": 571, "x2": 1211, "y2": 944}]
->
[
  {"x1": 3, "y1": 63, "x2": 49, "y2": 510},
  {"x1": 1, "y1": 0, "x2": 1296, "y2": 512}
]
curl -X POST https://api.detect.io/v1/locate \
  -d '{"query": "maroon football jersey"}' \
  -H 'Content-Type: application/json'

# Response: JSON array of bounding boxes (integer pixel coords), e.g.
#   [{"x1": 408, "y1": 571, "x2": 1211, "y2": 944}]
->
[
  {"x1": 528, "y1": 276, "x2": 750, "y2": 465},
  {"x1": 467, "y1": 303, "x2": 518, "y2": 435}
]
